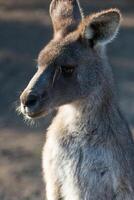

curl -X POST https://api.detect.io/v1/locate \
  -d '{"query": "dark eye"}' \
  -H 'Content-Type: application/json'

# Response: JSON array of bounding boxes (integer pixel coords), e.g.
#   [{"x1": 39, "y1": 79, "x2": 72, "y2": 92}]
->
[{"x1": 61, "y1": 65, "x2": 75, "y2": 77}]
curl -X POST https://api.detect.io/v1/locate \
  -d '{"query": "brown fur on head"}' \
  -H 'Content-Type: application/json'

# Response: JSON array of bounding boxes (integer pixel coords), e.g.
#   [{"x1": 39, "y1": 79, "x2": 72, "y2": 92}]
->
[{"x1": 20, "y1": 0, "x2": 121, "y2": 119}]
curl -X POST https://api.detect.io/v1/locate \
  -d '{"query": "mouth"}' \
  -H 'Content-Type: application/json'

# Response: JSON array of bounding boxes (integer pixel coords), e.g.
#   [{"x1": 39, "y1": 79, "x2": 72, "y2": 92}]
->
[
  {"x1": 18, "y1": 103, "x2": 48, "y2": 119},
  {"x1": 25, "y1": 110, "x2": 46, "y2": 119}
]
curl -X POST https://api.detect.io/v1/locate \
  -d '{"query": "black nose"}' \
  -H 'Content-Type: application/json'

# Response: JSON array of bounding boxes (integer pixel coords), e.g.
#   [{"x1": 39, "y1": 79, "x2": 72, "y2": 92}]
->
[
  {"x1": 21, "y1": 92, "x2": 39, "y2": 108},
  {"x1": 25, "y1": 94, "x2": 39, "y2": 107}
]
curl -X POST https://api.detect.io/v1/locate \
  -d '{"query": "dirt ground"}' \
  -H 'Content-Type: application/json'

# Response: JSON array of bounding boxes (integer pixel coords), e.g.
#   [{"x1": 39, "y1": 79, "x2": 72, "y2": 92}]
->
[{"x1": 0, "y1": 0, "x2": 134, "y2": 199}]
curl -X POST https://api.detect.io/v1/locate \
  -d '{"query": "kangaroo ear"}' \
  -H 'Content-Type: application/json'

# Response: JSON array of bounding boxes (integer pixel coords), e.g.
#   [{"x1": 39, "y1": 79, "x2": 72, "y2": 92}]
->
[
  {"x1": 81, "y1": 9, "x2": 121, "y2": 45},
  {"x1": 50, "y1": 0, "x2": 83, "y2": 39}
]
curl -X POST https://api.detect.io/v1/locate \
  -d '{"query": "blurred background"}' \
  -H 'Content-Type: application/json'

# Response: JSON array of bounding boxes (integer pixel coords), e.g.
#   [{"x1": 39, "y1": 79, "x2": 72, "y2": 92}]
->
[{"x1": 0, "y1": 0, "x2": 134, "y2": 199}]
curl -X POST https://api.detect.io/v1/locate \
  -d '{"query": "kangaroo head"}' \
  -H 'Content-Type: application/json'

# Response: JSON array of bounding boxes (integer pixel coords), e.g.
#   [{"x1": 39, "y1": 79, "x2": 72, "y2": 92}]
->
[{"x1": 20, "y1": 0, "x2": 121, "y2": 119}]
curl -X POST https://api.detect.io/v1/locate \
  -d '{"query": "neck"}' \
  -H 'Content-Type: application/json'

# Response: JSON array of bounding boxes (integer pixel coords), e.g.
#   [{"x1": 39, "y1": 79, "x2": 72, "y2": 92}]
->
[{"x1": 48, "y1": 86, "x2": 120, "y2": 138}]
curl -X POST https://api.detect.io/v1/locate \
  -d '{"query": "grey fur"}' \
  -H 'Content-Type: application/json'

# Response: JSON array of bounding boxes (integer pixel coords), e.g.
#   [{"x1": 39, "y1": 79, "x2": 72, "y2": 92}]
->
[{"x1": 20, "y1": 1, "x2": 134, "y2": 199}]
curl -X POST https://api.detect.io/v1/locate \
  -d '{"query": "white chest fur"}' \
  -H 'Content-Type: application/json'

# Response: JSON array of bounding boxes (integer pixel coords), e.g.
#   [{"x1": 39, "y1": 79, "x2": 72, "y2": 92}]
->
[{"x1": 42, "y1": 105, "x2": 83, "y2": 200}]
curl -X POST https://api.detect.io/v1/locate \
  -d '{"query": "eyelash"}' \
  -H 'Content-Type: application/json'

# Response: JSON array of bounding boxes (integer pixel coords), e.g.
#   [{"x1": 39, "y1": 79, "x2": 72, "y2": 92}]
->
[
  {"x1": 52, "y1": 65, "x2": 75, "y2": 86},
  {"x1": 61, "y1": 65, "x2": 75, "y2": 76}
]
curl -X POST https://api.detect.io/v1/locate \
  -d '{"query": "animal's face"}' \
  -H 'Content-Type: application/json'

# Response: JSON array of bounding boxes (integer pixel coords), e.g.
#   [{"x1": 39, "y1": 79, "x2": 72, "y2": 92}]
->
[{"x1": 20, "y1": 0, "x2": 121, "y2": 119}]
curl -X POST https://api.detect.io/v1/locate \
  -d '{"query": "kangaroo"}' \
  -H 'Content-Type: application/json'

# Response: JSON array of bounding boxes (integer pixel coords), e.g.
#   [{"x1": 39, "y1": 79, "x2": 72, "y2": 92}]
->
[{"x1": 19, "y1": 0, "x2": 134, "y2": 199}]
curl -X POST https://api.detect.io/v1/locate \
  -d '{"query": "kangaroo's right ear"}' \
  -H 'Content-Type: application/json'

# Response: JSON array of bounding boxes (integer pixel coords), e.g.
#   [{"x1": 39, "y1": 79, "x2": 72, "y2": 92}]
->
[
  {"x1": 50, "y1": 0, "x2": 83, "y2": 39},
  {"x1": 80, "y1": 9, "x2": 121, "y2": 46}
]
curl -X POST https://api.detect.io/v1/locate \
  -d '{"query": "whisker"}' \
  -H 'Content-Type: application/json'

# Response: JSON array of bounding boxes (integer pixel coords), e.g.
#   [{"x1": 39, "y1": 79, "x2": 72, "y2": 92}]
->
[
  {"x1": 23, "y1": 115, "x2": 36, "y2": 127},
  {"x1": 16, "y1": 105, "x2": 22, "y2": 116}
]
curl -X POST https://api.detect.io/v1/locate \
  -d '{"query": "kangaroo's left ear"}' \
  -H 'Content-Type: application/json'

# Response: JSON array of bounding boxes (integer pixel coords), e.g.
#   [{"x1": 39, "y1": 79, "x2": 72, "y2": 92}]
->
[
  {"x1": 81, "y1": 9, "x2": 122, "y2": 45},
  {"x1": 50, "y1": 0, "x2": 83, "y2": 39}
]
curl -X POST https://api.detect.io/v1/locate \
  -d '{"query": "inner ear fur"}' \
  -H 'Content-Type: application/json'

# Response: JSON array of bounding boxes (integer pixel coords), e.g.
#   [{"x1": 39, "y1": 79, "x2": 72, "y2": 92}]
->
[{"x1": 80, "y1": 9, "x2": 122, "y2": 45}]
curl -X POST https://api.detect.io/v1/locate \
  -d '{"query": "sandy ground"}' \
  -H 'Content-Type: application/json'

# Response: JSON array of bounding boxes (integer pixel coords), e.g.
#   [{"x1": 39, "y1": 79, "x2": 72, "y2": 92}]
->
[{"x1": 0, "y1": 0, "x2": 134, "y2": 199}]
